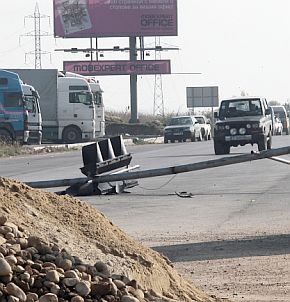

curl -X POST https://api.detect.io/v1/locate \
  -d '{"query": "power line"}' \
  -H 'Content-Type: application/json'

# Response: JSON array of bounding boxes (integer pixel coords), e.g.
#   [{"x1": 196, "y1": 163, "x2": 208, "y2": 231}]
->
[
  {"x1": 153, "y1": 37, "x2": 165, "y2": 117},
  {"x1": 21, "y1": 2, "x2": 51, "y2": 69}
]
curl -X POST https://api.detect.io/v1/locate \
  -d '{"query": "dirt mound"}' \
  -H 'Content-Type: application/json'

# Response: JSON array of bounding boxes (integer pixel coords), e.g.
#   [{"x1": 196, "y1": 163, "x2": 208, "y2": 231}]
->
[{"x1": 0, "y1": 177, "x2": 226, "y2": 302}]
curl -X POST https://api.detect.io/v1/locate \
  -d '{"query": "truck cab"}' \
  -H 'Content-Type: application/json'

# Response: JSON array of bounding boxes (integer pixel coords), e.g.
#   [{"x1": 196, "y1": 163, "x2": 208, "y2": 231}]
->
[
  {"x1": 63, "y1": 72, "x2": 105, "y2": 138},
  {"x1": 22, "y1": 83, "x2": 42, "y2": 144},
  {"x1": 214, "y1": 96, "x2": 272, "y2": 154},
  {"x1": 88, "y1": 80, "x2": 105, "y2": 138},
  {"x1": 0, "y1": 70, "x2": 29, "y2": 144},
  {"x1": 57, "y1": 76, "x2": 95, "y2": 143}
]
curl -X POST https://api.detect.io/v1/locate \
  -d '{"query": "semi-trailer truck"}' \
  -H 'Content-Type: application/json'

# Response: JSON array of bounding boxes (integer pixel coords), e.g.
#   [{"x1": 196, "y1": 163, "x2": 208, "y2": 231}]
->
[
  {"x1": 8, "y1": 69, "x2": 95, "y2": 143},
  {"x1": 0, "y1": 70, "x2": 29, "y2": 144}
]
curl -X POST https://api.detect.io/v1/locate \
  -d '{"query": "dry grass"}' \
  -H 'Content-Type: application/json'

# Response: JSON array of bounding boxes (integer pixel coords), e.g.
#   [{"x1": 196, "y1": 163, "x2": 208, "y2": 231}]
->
[
  {"x1": 106, "y1": 109, "x2": 168, "y2": 125},
  {"x1": 0, "y1": 143, "x2": 79, "y2": 158},
  {"x1": 0, "y1": 143, "x2": 25, "y2": 157},
  {"x1": 105, "y1": 109, "x2": 213, "y2": 125}
]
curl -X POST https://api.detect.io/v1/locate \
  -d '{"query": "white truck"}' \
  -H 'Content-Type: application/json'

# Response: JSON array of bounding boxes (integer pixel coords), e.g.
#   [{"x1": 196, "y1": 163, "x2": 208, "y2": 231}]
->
[
  {"x1": 8, "y1": 69, "x2": 95, "y2": 144},
  {"x1": 21, "y1": 82, "x2": 42, "y2": 144},
  {"x1": 64, "y1": 72, "x2": 105, "y2": 138}
]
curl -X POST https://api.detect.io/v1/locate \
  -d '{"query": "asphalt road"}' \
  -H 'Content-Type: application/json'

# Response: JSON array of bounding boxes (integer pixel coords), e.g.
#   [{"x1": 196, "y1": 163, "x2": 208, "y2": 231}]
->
[
  {"x1": 1, "y1": 135, "x2": 290, "y2": 300},
  {"x1": 1, "y1": 136, "x2": 290, "y2": 239}
]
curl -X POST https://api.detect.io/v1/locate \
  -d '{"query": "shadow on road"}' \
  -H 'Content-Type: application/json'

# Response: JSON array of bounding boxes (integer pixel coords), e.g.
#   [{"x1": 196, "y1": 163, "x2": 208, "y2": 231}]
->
[{"x1": 152, "y1": 234, "x2": 290, "y2": 262}]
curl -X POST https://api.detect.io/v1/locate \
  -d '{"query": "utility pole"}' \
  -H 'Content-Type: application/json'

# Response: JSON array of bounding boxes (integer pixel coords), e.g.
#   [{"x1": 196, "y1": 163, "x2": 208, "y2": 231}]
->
[
  {"x1": 22, "y1": 2, "x2": 50, "y2": 69},
  {"x1": 153, "y1": 37, "x2": 165, "y2": 117}
]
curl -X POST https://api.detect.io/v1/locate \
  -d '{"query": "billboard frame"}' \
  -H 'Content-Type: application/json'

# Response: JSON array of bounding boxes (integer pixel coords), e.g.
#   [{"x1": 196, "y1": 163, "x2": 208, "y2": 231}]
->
[
  {"x1": 53, "y1": 0, "x2": 178, "y2": 38},
  {"x1": 63, "y1": 60, "x2": 171, "y2": 76}
]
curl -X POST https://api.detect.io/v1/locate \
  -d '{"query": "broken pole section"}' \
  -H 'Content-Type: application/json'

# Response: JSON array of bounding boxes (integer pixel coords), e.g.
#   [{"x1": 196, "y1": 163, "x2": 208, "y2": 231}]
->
[
  {"x1": 25, "y1": 146, "x2": 290, "y2": 189},
  {"x1": 94, "y1": 146, "x2": 290, "y2": 184}
]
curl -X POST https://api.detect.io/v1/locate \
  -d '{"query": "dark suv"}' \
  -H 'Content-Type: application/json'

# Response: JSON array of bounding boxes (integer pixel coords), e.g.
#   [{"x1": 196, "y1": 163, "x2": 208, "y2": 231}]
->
[
  {"x1": 214, "y1": 97, "x2": 272, "y2": 154},
  {"x1": 163, "y1": 116, "x2": 199, "y2": 143}
]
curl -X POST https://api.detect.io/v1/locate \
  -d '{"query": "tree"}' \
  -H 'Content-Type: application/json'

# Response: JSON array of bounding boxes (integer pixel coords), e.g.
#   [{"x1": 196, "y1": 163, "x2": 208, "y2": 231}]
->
[
  {"x1": 240, "y1": 90, "x2": 248, "y2": 96},
  {"x1": 283, "y1": 100, "x2": 290, "y2": 112},
  {"x1": 268, "y1": 100, "x2": 281, "y2": 106}
]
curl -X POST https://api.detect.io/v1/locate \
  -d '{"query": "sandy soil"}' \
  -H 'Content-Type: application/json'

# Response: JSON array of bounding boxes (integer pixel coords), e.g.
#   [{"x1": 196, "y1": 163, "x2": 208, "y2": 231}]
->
[
  {"x1": 0, "y1": 176, "x2": 229, "y2": 302},
  {"x1": 2, "y1": 175, "x2": 288, "y2": 301},
  {"x1": 140, "y1": 234, "x2": 290, "y2": 302},
  {"x1": 178, "y1": 255, "x2": 290, "y2": 302}
]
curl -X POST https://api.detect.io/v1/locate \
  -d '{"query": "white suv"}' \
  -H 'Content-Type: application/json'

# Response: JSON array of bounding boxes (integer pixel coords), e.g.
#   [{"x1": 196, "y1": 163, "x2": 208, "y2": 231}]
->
[
  {"x1": 192, "y1": 115, "x2": 212, "y2": 141},
  {"x1": 271, "y1": 105, "x2": 289, "y2": 135}
]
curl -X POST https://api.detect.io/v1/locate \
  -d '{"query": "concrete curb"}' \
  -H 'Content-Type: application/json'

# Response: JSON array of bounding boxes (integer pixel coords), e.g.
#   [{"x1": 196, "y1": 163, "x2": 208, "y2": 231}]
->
[
  {"x1": 26, "y1": 136, "x2": 164, "y2": 151},
  {"x1": 132, "y1": 136, "x2": 164, "y2": 144}
]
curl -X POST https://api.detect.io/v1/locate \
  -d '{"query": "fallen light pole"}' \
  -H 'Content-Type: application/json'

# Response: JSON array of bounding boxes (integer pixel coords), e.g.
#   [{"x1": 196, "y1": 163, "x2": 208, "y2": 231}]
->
[
  {"x1": 267, "y1": 156, "x2": 290, "y2": 165},
  {"x1": 93, "y1": 146, "x2": 290, "y2": 184},
  {"x1": 25, "y1": 140, "x2": 290, "y2": 195}
]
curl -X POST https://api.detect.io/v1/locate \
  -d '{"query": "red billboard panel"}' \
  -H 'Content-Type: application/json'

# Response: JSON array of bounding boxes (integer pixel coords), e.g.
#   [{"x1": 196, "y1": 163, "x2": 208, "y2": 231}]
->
[
  {"x1": 53, "y1": 0, "x2": 177, "y2": 38},
  {"x1": 63, "y1": 60, "x2": 171, "y2": 75}
]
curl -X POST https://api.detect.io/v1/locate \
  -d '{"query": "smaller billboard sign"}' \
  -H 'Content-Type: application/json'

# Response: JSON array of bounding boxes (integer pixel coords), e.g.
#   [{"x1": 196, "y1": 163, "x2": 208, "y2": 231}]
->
[
  {"x1": 63, "y1": 60, "x2": 171, "y2": 76},
  {"x1": 186, "y1": 86, "x2": 219, "y2": 108}
]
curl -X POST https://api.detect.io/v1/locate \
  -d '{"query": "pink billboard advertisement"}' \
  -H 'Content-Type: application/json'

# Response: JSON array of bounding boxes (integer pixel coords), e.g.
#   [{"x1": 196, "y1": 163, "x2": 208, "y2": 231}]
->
[
  {"x1": 53, "y1": 0, "x2": 177, "y2": 38},
  {"x1": 63, "y1": 60, "x2": 171, "y2": 75}
]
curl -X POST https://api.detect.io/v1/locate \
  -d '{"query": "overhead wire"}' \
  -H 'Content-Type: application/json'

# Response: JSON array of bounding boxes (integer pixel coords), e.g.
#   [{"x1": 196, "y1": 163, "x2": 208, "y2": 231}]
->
[{"x1": 137, "y1": 174, "x2": 177, "y2": 191}]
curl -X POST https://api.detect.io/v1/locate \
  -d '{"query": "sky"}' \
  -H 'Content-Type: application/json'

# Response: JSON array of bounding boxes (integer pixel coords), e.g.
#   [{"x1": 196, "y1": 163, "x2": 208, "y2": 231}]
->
[{"x1": 1, "y1": 0, "x2": 290, "y2": 115}]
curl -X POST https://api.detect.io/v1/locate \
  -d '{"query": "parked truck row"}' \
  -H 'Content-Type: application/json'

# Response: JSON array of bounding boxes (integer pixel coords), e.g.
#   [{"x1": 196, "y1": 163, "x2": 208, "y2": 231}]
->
[{"x1": 0, "y1": 69, "x2": 105, "y2": 145}]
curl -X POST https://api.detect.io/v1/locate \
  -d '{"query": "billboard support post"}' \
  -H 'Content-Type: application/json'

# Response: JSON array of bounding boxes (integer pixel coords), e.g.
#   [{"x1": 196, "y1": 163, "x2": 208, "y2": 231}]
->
[
  {"x1": 129, "y1": 37, "x2": 138, "y2": 123},
  {"x1": 95, "y1": 38, "x2": 98, "y2": 61},
  {"x1": 90, "y1": 38, "x2": 93, "y2": 61}
]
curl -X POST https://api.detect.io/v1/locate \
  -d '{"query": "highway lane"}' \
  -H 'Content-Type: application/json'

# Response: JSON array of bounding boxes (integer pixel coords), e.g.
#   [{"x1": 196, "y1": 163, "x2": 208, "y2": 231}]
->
[
  {"x1": 87, "y1": 136, "x2": 290, "y2": 241},
  {"x1": 1, "y1": 135, "x2": 290, "y2": 241},
  {"x1": 2, "y1": 135, "x2": 290, "y2": 300}
]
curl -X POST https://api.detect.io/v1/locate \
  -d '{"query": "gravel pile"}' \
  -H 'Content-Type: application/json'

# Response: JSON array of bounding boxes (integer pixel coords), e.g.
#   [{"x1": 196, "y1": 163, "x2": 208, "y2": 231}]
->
[
  {"x1": 0, "y1": 216, "x2": 171, "y2": 302},
  {"x1": 0, "y1": 177, "x2": 228, "y2": 302}
]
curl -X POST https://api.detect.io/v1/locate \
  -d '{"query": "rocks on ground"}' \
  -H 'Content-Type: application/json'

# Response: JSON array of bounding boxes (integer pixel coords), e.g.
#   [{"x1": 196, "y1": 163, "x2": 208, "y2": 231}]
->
[{"x1": 0, "y1": 177, "x2": 229, "y2": 302}]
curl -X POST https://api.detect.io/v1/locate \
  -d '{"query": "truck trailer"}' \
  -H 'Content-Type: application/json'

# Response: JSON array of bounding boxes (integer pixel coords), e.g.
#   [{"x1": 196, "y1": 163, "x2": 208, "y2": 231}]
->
[{"x1": 8, "y1": 69, "x2": 95, "y2": 143}]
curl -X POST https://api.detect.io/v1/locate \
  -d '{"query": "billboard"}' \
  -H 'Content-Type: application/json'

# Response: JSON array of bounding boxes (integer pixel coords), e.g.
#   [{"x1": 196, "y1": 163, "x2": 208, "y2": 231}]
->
[
  {"x1": 53, "y1": 0, "x2": 178, "y2": 38},
  {"x1": 63, "y1": 60, "x2": 171, "y2": 76},
  {"x1": 187, "y1": 86, "x2": 219, "y2": 108}
]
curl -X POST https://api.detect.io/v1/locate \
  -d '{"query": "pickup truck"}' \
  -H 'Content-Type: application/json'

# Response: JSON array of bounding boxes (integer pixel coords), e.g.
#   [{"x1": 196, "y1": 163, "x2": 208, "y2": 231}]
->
[
  {"x1": 192, "y1": 115, "x2": 212, "y2": 141},
  {"x1": 214, "y1": 96, "x2": 272, "y2": 154}
]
